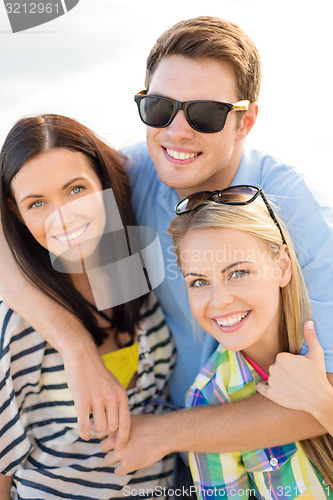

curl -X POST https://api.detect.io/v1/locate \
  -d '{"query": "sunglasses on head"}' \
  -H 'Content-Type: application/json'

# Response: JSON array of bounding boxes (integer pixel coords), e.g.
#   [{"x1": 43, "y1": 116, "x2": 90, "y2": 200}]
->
[
  {"x1": 134, "y1": 90, "x2": 250, "y2": 134},
  {"x1": 175, "y1": 185, "x2": 286, "y2": 244}
]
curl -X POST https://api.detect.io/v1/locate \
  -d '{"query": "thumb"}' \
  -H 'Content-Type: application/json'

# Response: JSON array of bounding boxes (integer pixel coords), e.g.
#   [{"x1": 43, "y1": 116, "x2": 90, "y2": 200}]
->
[
  {"x1": 256, "y1": 381, "x2": 268, "y2": 397},
  {"x1": 303, "y1": 320, "x2": 324, "y2": 360}
]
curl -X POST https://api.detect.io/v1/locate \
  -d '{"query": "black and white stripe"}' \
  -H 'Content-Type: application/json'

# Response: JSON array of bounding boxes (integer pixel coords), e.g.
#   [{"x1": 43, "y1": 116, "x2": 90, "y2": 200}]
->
[{"x1": 0, "y1": 294, "x2": 176, "y2": 499}]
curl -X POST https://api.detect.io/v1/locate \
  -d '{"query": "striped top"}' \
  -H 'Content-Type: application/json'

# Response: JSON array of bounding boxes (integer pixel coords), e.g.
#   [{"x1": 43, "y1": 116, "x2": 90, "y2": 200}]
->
[
  {"x1": 186, "y1": 344, "x2": 331, "y2": 500},
  {"x1": 0, "y1": 293, "x2": 176, "y2": 499}
]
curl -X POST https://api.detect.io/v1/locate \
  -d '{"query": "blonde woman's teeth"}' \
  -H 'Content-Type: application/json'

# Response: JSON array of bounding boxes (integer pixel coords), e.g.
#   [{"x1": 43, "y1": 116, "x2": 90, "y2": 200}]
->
[{"x1": 215, "y1": 312, "x2": 249, "y2": 327}]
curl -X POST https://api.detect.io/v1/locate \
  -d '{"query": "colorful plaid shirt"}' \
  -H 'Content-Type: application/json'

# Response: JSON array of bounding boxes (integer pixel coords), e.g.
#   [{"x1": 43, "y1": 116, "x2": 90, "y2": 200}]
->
[{"x1": 186, "y1": 345, "x2": 331, "y2": 500}]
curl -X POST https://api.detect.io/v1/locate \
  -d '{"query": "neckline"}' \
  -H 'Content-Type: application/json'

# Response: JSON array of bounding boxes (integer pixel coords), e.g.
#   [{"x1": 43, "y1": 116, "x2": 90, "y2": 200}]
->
[{"x1": 242, "y1": 352, "x2": 268, "y2": 381}]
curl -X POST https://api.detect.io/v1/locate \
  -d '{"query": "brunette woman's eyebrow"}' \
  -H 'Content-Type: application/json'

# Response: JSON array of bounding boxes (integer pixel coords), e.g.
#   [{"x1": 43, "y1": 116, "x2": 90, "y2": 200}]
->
[
  {"x1": 21, "y1": 193, "x2": 43, "y2": 203},
  {"x1": 20, "y1": 177, "x2": 86, "y2": 203},
  {"x1": 62, "y1": 177, "x2": 86, "y2": 190}
]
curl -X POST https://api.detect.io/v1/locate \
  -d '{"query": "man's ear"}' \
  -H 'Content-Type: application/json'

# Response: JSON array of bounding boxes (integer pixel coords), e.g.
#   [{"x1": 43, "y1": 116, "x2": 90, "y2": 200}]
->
[
  {"x1": 235, "y1": 102, "x2": 258, "y2": 141},
  {"x1": 279, "y1": 244, "x2": 292, "y2": 288}
]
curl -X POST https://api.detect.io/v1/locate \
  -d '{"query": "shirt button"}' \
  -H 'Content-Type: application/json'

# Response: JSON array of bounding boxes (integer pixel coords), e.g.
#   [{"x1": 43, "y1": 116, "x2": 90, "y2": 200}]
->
[
  {"x1": 323, "y1": 479, "x2": 328, "y2": 486},
  {"x1": 270, "y1": 457, "x2": 278, "y2": 467}
]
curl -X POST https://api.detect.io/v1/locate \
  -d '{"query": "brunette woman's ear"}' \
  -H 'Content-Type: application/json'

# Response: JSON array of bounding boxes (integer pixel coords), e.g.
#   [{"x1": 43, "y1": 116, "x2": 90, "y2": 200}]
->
[{"x1": 279, "y1": 244, "x2": 292, "y2": 288}]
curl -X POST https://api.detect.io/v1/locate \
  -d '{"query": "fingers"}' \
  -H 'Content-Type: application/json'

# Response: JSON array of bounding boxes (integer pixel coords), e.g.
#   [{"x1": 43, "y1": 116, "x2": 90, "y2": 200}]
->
[
  {"x1": 76, "y1": 397, "x2": 92, "y2": 441},
  {"x1": 115, "y1": 399, "x2": 131, "y2": 449},
  {"x1": 64, "y1": 348, "x2": 131, "y2": 442},
  {"x1": 103, "y1": 392, "x2": 119, "y2": 434},
  {"x1": 256, "y1": 380, "x2": 268, "y2": 397},
  {"x1": 100, "y1": 433, "x2": 117, "y2": 453},
  {"x1": 104, "y1": 450, "x2": 128, "y2": 477},
  {"x1": 77, "y1": 389, "x2": 131, "y2": 442},
  {"x1": 92, "y1": 398, "x2": 109, "y2": 437}
]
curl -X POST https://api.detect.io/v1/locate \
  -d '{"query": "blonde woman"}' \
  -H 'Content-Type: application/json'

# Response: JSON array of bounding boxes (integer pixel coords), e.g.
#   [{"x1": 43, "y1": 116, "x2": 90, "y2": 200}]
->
[{"x1": 168, "y1": 185, "x2": 333, "y2": 499}]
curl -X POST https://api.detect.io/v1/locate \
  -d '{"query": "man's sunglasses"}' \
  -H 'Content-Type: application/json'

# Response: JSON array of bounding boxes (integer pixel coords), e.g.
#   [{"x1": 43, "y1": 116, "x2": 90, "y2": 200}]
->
[
  {"x1": 134, "y1": 90, "x2": 250, "y2": 134},
  {"x1": 175, "y1": 185, "x2": 286, "y2": 244}
]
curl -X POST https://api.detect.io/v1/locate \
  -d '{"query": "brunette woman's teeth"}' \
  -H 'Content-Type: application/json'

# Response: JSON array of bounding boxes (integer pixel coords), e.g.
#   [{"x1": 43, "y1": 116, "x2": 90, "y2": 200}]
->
[{"x1": 53, "y1": 224, "x2": 89, "y2": 242}]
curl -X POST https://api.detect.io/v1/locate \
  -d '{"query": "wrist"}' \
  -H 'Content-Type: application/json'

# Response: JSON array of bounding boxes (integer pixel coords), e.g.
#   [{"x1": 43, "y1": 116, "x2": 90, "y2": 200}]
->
[
  {"x1": 157, "y1": 409, "x2": 193, "y2": 455},
  {"x1": 56, "y1": 319, "x2": 96, "y2": 358},
  {"x1": 61, "y1": 333, "x2": 98, "y2": 362},
  {"x1": 311, "y1": 383, "x2": 333, "y2": 423}
]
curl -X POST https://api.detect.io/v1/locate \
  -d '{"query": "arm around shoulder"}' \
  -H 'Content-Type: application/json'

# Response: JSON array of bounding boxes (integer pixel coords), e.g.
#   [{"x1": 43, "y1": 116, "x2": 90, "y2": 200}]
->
[{"x1": 0, "y1": 222, "x2": 130, "y2": 444}]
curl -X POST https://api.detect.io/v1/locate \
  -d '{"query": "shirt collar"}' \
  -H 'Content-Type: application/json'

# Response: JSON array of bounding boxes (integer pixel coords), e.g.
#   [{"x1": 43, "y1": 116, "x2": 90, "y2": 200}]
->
[
  {"x1": 231, "y1": 147, "x2": 261, "y2": 187},
  {"x1": 227, "y1": 349, "x2": 265, "y2": 394}
]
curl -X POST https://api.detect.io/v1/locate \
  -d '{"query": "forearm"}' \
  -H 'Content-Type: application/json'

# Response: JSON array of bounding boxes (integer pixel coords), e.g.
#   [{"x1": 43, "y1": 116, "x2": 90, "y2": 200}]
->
[
  {"x1": 0, "y1": 474, "x2": 13, "y2": 499},
  {"x1": 159, "y1": 393, "x2": 327, "y2": 455},
  {"x1": 103, "y1": 391, "x2": 328, "y2": 476}
]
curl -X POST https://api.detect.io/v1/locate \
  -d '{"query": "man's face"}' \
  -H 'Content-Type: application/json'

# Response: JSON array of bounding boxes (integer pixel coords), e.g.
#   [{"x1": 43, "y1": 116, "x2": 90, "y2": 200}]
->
[{"x1": 146, "y1": 55, "x2": 249, "y2": 198}]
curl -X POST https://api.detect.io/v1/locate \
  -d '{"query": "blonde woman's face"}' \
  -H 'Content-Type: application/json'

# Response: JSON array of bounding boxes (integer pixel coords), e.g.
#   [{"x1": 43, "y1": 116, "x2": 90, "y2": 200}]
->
[{"x1": 179, "y1": 227, "x2": 291, "y2": 369}]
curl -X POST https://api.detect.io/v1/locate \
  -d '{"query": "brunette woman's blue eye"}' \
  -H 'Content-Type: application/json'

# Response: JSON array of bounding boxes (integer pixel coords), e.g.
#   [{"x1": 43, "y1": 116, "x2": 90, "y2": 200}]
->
[
  {"x1": 71, "y1": 186, "x2": 83, "y2": 194},
  {"x1": 29, "y1": 200, "x2": 44, "y2": 209}
]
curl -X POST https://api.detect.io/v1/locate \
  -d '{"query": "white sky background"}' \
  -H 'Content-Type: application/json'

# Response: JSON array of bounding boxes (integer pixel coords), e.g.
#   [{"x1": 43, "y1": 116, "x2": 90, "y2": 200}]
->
[{"x1": 0, "y1": 0, "x2": 332, "y2": 203}]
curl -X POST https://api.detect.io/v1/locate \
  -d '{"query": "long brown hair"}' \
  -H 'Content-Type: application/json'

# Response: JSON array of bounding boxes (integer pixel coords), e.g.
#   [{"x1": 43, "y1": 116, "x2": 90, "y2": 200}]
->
[
  {"x1": 169, "y1": 199, "x2": 333, "y2": 488},
  {"x1": 0, "y1": 114, "x2": 146, "y2": 346}
]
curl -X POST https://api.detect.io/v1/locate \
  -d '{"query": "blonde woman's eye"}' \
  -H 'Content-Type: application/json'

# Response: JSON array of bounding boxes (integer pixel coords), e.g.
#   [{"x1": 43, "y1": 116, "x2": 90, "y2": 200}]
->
[
  {"x1": 190, "y1": 278, "x2": 208, "y2": 288},
  {"x1": 229, "y1": 269, "x2": 249, "y2": 280}
]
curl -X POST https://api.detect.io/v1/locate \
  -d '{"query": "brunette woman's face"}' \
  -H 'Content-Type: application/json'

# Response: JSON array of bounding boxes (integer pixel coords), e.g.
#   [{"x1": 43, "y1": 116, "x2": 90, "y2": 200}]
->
[{"x1": 11, "y1": 148, "x2": 106, "y2": 265}]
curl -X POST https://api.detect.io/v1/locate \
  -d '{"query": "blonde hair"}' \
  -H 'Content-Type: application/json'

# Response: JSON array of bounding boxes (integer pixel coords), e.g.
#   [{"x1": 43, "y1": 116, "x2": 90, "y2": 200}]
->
[{"x1": 168, "y1": 197, "x2": 333, "y2": 488}]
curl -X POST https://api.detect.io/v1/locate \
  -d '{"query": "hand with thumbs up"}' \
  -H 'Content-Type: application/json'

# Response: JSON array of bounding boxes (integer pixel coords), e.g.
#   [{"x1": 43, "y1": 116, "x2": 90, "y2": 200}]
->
[{"x1": 257, "y1": 320, "x2": 333, "y2": 435}]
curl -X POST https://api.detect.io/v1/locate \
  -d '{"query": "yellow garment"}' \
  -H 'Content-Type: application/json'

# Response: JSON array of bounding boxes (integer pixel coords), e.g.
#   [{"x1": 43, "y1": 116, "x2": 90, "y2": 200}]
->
[{"x1": 101, "y1": 341, "x2": 139, "y2": 389}]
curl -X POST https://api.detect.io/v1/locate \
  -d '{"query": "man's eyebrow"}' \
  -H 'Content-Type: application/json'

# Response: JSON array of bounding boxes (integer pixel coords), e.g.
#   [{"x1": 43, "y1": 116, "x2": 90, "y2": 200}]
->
[
  {"x1": 20, "y1": 177, "x2": 86, "y2": 203},
  {"x1": 183, "y1": 261, "x2": 251, "y2": 279}
]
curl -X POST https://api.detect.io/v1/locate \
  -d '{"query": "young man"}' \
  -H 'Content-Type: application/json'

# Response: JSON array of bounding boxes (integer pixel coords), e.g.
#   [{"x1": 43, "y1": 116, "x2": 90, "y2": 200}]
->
[{"x1": 1, "y1": 16, "x2": 332, "y2": 464}]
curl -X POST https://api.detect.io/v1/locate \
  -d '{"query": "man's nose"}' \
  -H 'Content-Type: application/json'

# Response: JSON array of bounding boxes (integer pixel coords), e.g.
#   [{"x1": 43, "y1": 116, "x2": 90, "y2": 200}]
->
[{"x1": 165, "y1": 109, "x2": 196, "y2": 139}]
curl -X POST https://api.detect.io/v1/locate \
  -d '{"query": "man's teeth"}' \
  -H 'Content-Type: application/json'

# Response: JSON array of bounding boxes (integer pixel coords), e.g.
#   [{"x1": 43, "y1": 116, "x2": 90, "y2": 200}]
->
[
  {"x1": 55, "y1": 225, "x2": 88, "y2": 242},
  {"x1": 166, "y1": 149, "x2": 199, "y2": 160},
  {"x1": 216, "y1": 312, "x2": 249, "y2": 327}
]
